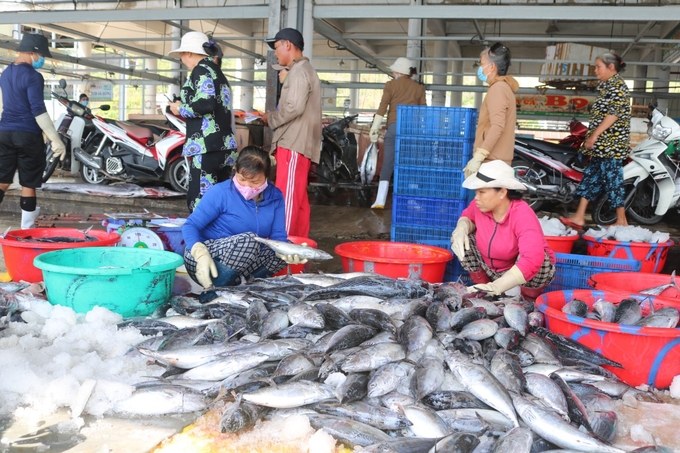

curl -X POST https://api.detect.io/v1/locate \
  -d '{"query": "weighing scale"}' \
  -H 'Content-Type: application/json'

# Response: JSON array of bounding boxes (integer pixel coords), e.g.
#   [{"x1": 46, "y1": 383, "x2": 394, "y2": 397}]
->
[{"x1": 105, "y1": 212, "x2": 172, "y2": 251}]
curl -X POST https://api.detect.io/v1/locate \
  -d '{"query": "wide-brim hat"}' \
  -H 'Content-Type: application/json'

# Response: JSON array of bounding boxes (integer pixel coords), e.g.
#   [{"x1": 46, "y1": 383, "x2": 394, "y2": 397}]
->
[
  {"x1": 462, "y1": 160, "x2": 527, "y2": 191},
  {"x1": 168, "y1": 31, "x2": 210, "y2": 56},
  {"x1": 389, "y1": 57, "x2": 415, "y2": 75},
  {"x1": 16, "y1": 33, "x2": 51, "y2": 58},
  {"x1": 265, "y1": 28, "x2": 304, "y2": 51}
]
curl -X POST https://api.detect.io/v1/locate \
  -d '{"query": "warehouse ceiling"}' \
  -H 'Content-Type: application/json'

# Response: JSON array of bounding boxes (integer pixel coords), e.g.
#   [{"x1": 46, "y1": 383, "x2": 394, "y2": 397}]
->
[{"x1": 0, "y1": 0, "x2": 679, "y2": 97}]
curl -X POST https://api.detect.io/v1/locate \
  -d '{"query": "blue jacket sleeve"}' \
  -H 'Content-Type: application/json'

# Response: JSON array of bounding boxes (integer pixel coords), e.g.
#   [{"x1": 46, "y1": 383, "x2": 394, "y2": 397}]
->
[
  {"x1": 182, "y1": 187, "x2": 223, "y2": 250},
  {"x1": 29, "y1": 71, "x2": 47, "y2": 118}
]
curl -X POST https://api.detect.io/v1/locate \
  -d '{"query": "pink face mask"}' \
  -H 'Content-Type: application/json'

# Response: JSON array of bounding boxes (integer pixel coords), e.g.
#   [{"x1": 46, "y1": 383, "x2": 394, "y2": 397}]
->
[{"x1": 233, "y1": 177, "x2": 268, "y2": 200}]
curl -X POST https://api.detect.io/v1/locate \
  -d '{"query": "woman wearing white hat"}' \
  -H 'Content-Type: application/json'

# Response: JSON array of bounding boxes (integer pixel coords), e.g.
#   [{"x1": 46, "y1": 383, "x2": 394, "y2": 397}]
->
[
  {"x1": 450, "y1": 160, "x2": 556, "y2": 299},
  {"x1": 168, "y1": 32, "x2": 237, "y2": 212},
  {"x1": 369, "y1": 57, "x2": 427, "y2": 209}
]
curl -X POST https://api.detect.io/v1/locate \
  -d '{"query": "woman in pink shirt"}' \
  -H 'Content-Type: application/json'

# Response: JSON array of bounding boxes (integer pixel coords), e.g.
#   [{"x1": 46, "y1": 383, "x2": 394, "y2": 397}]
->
[{"x1": 450, "y1": 160, "x2": 556, "y2": 299}]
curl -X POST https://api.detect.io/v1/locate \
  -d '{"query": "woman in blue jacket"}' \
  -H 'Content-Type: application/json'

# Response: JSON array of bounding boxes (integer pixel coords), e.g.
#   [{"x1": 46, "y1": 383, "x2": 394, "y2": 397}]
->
[{"x1": 182, "y1": 146, "x2": 303, "y2": 289}]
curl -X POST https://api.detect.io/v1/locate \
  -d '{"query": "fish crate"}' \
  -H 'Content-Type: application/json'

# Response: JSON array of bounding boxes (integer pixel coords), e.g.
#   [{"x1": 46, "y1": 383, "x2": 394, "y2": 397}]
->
[
  {"x1": 444, "y1": 260, "x2": 472, "y2": 285},
  {"x1": 395, "y1": 136, "x2": 474, "y2": 168},
  {"x1": 392, "y1": 195, "x2": 466, "y2": 229},
  {"x1": 396, "y1": 106, "x2": 478, "y2": 139},
  {"x1": 391, "y1": 224, "x2": 453, "y2": 248},
  {"x1": 545, "y1": 253, "x2": 642, "y2": 292},
  {"x1": 394, "y1": 166, "x2": 468, "y2": 199}
]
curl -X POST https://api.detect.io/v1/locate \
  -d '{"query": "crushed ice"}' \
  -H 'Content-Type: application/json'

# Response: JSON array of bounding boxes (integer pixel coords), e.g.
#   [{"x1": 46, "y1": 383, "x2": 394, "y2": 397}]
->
[
  {"x1": 539, "y1": 216, "x2": 578, "y2": 237},
  {"x1": 584, "y1": 225, "x2": 671, "y2": 243}
]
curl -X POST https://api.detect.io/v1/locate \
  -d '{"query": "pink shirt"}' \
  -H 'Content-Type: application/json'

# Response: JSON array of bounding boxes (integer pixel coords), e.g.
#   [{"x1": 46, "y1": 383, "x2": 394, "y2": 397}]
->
[{"x1": 461, "y1": 199, "x2": 555, "y2": 281}]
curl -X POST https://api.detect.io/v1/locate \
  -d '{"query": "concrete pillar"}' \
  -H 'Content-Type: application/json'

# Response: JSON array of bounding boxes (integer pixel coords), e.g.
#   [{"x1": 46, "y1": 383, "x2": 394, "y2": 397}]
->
[
  {"x1": 632, "y1": 64, "x2": 647, "y2": 106},
  {"x1": 450, "y1": 61, "x2": 463, "y2": 107},
  {"x1": 143, "y1": 59, "x2": 158, "y2": 114},
  {"x1": 265, "y1": 0, "x2": 285, "y2": 149},
  {"x1": 239, "y1": 40, "x2": 255, "y2": 111},
  {"x1": 168, "y1": 23, "x2": 182, "y2": 98},
  {"x1": 12, "y1": 24, "x2": 21, "y2": 40},
  {"x1": 76, "y1": 42, "x2": 92, "y2": 101},
  {"x1": 350, "y1": 59, "x2": 359, "y2": 110},
  {"x1": 406, "y1": 0, "x2": 423, "y2": 75},
  {"x1": 431, "y1": 40, "x2": 447, "y2": 106},
  {"x1": 474, "y1": 75, "x2": 483, "y2": 109},
  {"x1": 303, "y1": 0, "x2": 314, "y2": 62},
  {"x1": 119, "y1": 53, "x2": 127, "y2": 121},
  {"x1": 653, "y1": 49, "x2": 670, "y2": 112}
]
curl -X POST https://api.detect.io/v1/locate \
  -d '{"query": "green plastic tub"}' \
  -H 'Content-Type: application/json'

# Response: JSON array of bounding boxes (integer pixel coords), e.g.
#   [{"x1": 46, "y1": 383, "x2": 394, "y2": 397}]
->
[{"x1": 34, "y1": 247, "x2": 183, "y2": 317}]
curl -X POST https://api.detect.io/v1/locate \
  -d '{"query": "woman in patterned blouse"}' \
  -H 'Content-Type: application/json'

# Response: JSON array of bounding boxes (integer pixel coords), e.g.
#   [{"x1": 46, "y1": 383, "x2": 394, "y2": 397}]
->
[
  {"x1": 169, "y1": 32, "x2": 238, "y2": 212},
  {"x1": 560, "y1": 53, "x2": 631, "y2": 229}
]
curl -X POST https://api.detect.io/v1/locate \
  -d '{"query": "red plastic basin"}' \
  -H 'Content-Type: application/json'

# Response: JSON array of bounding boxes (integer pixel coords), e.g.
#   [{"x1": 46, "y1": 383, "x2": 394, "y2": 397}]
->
[
  {"x1": 0, "y1": 228, "x2": 121, "y2": 283},
  {"x1": 545, "y1": 234, "x2": 579, "y2": 253},
  {"x1": 589, "y1": 272, "x2": 680, "y2": 303},
  {"x1": 274, "y1": 236, "x2": 318, "y2": 276},
  {"x1": 584, "y1": 235, "x2": 674, "y2": 274},
  {"x1": 536, "y1": 289, "x2": 680, "y2": 388},
  {"x1": 335, "y1": 241, "x2": 453, "y2": 283}
]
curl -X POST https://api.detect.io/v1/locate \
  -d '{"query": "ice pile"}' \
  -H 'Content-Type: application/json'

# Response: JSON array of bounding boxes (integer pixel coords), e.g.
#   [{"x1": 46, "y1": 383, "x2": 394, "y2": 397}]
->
[
  {"x1": 539, "y1": 216, "x2": 578, "y2": 237},
  {"x1": 584, "y1": 225, "x2": 671, "y2": 243},
  {"x1": 0, "y1": 296, "x2": 159, "y2": 423}
]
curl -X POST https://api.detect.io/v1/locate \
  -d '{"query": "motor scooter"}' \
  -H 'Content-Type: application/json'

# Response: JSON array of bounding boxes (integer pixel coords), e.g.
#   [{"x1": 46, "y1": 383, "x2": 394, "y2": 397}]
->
[
  {"x1": 558, "y1": 117, "x2": 588, "y2": 149},
  {"x1": 74, "y1": 107, "x2": 188, "y2": 192},
  {"x1": 310, "y1": 114, "x2": 375, "y2": 207},
  {"x1": 591, "y1": 105, "x2": 680, "y2": 225},
  {"x1": 42, "y1": 79, "x2": 110, "y2": 182}
]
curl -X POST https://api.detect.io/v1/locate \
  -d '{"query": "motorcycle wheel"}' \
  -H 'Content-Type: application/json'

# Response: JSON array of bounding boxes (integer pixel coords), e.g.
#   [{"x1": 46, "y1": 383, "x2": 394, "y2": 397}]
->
[
  {"x1": 317, "y1": 152, "x2": 337, "y2": 197},
  {"x1": 356, "y1": 187, "x2": 373, "y2": 208},
  {"x1": 592, "y1": 178, "x2": 663, "y2": 225},
  {"x1": 78, "y1": 141, "x2": 108, "y2": 185},
  {"x1": 512, "y1": 159, "x2": 544, "y2": 212},
  {"x1": 42, "y1": 144, "x2": 60, "y2": 183},
  {"x1": 168, "y1": 158, "x2": 189, "y2": 193}
]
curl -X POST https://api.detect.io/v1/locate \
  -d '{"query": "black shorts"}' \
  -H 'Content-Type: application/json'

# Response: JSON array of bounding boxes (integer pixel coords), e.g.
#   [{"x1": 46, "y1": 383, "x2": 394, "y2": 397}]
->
[{"x1": 0, "y1": 130, "x2": 46, "y2": 189}]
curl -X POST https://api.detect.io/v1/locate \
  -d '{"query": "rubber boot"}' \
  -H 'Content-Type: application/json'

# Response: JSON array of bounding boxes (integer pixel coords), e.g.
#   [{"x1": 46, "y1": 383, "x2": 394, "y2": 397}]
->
[
  {"x1": 371, "y1": 180, "x2": 389, "y2": 209},
  {"x1": 467, "y1": 269, "x2": 491, "y2": 285},
  {"x1": 521, "y1": 285, "x2": 546, "y2": 301},
  {"x1": 21, "y1": 207, "x2": 40, "y2": 229}
]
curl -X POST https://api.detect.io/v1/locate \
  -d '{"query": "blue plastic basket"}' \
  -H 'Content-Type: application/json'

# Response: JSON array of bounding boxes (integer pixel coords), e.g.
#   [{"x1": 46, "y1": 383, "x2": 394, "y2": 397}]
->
[
  {"x1": 392, "y1": 195, "x2": 466, "y2": 228},
  {"x1": 444, "y1": 260, "x2": 472, "y2": 285},
  {"x1": 395, "y1": 136, "x2": 474, "y2": 168},
  {"x1": 397, "y1": 106, "x2": 478, "y2": 139},
  {"x1": 391, "y1": 224, "x2": 453, "y2": 247},
  {"x1": 546, "y1": 253, "x2": 642, "y2": 292},
  {"x1": 394, "y1": 166, "x2": 468, "y2": 199}
]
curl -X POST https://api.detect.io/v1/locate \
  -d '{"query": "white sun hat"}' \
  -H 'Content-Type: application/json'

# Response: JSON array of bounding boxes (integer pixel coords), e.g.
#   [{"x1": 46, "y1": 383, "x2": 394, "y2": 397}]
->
[
  {"x1": 168, "y1": 31, "x2": 210, "y2": 56},
  {"x1": 462, "y1": 160, "x2": 527, "y2": 191},
  {"x1": 389, "y1": 57, "x2": 415, "y2": 75}
]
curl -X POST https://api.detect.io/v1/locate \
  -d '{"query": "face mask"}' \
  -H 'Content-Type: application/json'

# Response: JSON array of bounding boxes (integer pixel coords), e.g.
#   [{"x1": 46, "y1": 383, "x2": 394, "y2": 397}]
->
[
  {"x1": 32, "y1": 55, "x2": 45, "y2": 70},
  {"x1": 477, "y1": 65, "x2": 488, "y2": 83},
  {"x1": 233, "y1": 177, "x2": 268, "y2": 201},
  {"x1": 81, "y1": 100, "x2": 89, "y2": 107}
]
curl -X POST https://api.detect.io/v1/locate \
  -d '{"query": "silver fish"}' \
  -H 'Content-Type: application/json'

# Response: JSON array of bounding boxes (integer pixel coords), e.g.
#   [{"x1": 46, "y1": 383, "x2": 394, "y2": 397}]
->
[
  {"x1": 360, "y1": 142, "x2": 378, "y2": 185},
  {"x1": 504, "y1": 303, "x2": 529, "y2": 336},
  {"x1": 511, "y1": 394, "x2": 625, "y2": 453},
  {"x1": 437, "y1": 408, "x2": 515, "y2": 434},
  {"x1": 253, "y1": 237, "x2": 333, "y2": 260},
  {"x1": 401, "y1": 404, "x2": 451, "y2": 438},
  {"x1": 259, "y1": 309, "x2": 289, "y2": 340},
  {"x1": 593, "y1": 299, "x2": 617, "y2": 323},
  {"x1": 640, "y1": 271, "x2": 679, "y2": 296},
  {"x1": 342, "y1": 342, "x2": 407, "y2": 373},
  {"x1": 242, "y1": 381, "x2": 335, "y2": 408},
  {"x1": 457, "y1": 318, "x2": 498, "y2": 341},
  {"x1": 307, "y1": 413, "x2": 391, "y2": 447},
  {"x1": 524, "y1": 373, "x2": 569, "y2": 419},
  {"x1": 137, "y1": 341, "x2": 245, "y2": 369},
  {"x1": 367, "y1": 361, "x2": 415, "y2": 398},
  {"x1": 177, "y1": 352, "x2": 269, "y2": 380},
  {"x1": 493, "y1": 427, "x2": 533, "y2": 453},
  {"x1": 313, "y1": 401, "x2": 412, "y2": 430},
  {"x1": 220, "y1": 394, "x2": 270, "y2": 433},
  {"x1": 287, "y1": 303, "x2": 325, "y2": 329},
  {"x1": 427, "y1": 433, "x2": 480, "y2": 453},
  {"x1": 414, "y1": 357, "x2": 445, "y2": 400},
  {"x1": 111, "y1": 385, "x2": 209, "y2": 415},
  {"x1": 490, "y1": 349, "x2": 526, "y2": 395}
]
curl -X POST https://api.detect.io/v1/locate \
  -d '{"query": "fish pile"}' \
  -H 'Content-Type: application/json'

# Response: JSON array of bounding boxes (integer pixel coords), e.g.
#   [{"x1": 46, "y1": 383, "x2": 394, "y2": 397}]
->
[
  {"x1": 102, "y1": 272, "x2": 674, "y2": 453},
  {"x1": 563, "y1": 296, "x2": 680, "y2": 328}
]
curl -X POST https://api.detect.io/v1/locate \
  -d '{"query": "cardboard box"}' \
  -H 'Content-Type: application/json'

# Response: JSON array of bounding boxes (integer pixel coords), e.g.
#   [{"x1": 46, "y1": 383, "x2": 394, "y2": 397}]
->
[{"x1": 539, "y1": 43, "x2": 608, "y2": 86}]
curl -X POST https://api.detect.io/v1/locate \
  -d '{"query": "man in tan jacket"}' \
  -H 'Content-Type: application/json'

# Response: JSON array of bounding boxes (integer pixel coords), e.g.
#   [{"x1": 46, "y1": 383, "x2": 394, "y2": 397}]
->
[{"x1": 262, "y1": 28, "x2": 321, "y2": 238}]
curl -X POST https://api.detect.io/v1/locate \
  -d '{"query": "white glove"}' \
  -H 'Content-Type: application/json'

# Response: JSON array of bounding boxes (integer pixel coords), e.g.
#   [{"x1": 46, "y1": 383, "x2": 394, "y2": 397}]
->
[
  {"x1": 277, "y1": 242, "x2": 309, "y2": 265},
  {"x1": 191, "y1": 242, "x2": 218, "y2": 288},
  {"x1": 467, "y1": 265, "x2": 526, "y2": 296},
  {"x1": 269, "y1": 153, "x2": 276, "y2": 167},
  {"x1": 369, "y1": 115, "x2": 384, "y2": 143},
  {"x1": 36, "y1": 112, "x2": 66, "y2": 160},
  {"x1": 463, "y1": 148, "x2": 490, "y2": 178},
  {"x1": 450, "y1": 217, "x2": 474, "y2": 261}
]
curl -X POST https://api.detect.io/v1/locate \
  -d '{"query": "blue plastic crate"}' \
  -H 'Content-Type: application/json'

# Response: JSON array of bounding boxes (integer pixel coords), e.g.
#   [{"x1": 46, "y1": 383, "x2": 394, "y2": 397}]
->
[
  {"x1": 392, "y1": 195, "x2": 466, "y2": 228},
  {"x1": 394, "y1": 166, "x2": 468, "y2": 199},
  {"x1": 391, "y1": 224, "x2": 453, "y2": 247},
  {"x1": 395, "y1": 136, "x2": 474, "y2": 168},
  {"x1": 397, "y1": 106, "x2": 478, "y2": 139},
  {"x1": 545, "y1": 253, "x2": 642, "y2": 292},
  {"x1": 444, "y1": 260, "x2": 472, "y2": 285}
]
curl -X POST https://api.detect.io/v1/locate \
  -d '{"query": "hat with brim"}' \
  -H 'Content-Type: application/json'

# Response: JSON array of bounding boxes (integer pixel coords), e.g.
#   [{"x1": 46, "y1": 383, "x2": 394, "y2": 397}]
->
[
  {"x1": 16, "y1": 34, "x2": 51, "y2": 58},
  {"x1": 271, "y1": 63, "x2": 290, "y2": 71},
  {"x1": 168, "y1": 31, "x2": 210, "y2": 56},
  {"x1": 265, "y1": 28, "x2": 304, "y2": 51},
  {"x1": 462, "y1": 160, "x2": 527, "y2": 191},
  {"x1": 389, "y1": 57, "x2": 415, "y2": 75}
]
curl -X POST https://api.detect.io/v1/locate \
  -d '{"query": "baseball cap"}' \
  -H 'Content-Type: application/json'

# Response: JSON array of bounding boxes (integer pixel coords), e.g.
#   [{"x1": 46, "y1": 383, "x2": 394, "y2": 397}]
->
[{"x1": 265, "y1": 28, "x2": 304, "y2": 51}]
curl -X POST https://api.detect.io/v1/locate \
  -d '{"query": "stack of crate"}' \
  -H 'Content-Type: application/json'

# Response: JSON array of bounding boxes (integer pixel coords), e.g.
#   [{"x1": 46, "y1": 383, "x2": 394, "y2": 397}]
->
[{"x1": 390, "y1": 106, "x2": 478, "y2": 282}]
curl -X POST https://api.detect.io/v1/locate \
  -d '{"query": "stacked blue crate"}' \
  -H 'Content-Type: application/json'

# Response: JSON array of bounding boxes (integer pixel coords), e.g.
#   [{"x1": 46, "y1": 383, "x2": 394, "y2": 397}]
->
[{"x1": 390, "y1": 106, "x2": 478, "y2": 283}]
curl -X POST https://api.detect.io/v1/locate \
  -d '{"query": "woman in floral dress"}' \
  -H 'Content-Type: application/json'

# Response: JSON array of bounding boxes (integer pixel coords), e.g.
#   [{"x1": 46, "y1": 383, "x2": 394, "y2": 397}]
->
[{"x1": 169, "y1": 32, "x2": 237, "y2": 212}]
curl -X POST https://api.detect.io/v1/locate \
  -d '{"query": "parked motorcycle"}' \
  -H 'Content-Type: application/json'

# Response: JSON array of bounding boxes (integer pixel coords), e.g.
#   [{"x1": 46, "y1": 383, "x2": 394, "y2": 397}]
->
[
  {"x1": 591, "y1": 105, "x2": 680, "y2": 225},
  {"x1": 512, "y1": 136, "x2": 588, "y2": 211},
  {"x1": 558, "y1": 117, "x2": 588, "y2": 149},
  {"x1": 42, "y1": 79, "x2": 110, "y2": 182},
  {"x1": 311, "y1": 114, "x2": 375, "y2": 207},
  {"x1": 74, "y1": 107, "x2": 189, "y2": 192}
]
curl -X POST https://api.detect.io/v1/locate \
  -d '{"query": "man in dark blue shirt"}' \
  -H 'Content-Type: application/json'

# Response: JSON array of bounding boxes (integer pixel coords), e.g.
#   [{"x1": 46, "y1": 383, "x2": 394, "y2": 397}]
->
[{"x1": 0, "y1": 33, "x2": 66, "y2": 229}]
